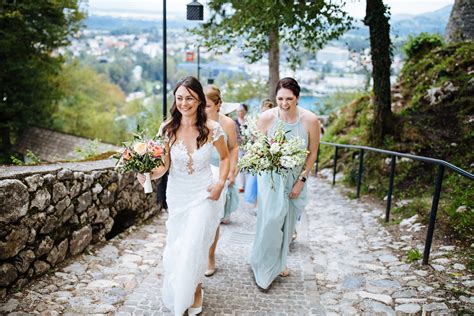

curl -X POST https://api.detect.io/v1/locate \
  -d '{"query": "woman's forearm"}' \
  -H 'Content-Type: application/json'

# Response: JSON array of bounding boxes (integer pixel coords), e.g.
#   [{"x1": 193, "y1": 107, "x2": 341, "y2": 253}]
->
[
  {"x1": 229, "y1": 146, "x2": 238, "y2": 175},
  {"x1": 218, "y1": 157, "x2": 230, "y2": 185},
  {"x1": 151, "y1": 164, "x2": 169, "y2": 180},
  {"x1": 301, "y1": 151, "x2": 318, "y2": 177}
]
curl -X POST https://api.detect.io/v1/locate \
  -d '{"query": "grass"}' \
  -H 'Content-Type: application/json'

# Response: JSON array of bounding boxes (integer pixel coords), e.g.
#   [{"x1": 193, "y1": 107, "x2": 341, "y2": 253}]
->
[{"x1": 406, "y1": 248, "x2": 423, "y2": 263}]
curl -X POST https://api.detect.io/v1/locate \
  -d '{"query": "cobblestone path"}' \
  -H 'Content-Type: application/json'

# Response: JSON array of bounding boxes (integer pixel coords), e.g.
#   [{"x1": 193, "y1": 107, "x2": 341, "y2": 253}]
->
[
  {"x1": 1, "y1": 177, "x2": 470, "y2": 315},
  {"x1": 117, "y1": 188, "x2": 324, "y2": 315}
]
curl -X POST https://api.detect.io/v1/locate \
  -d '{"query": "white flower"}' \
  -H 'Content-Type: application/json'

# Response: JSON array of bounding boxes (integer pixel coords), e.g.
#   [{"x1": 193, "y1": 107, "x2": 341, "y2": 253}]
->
[
  {"x1": 261, "y1": 158, "x2": 271, "y2": 169},
  {"x1": 270, "y1": 142, "x2": 281, "y2": 154},
  {"x1": 280, "y1": 156, "x2": 296, "y2": 169},
  {"x1": 133, "y1": 142, "x2": 147, "y2": 155},
  {"x1": 237, "y1": 123, "x2": 307, "y2": 175}
]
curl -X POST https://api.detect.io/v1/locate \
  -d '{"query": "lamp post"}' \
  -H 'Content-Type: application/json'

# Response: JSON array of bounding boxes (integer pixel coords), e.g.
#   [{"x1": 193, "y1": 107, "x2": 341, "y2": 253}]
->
[
  {"x1": 187, "y1": 1, "x2": 204, "y2": 81},
  {"x1": 197, "y1": 45, "x2": 201, "y2": 80},
  {"x1": 163, "y1": 1, "x2": 203, "y2": 119},
  {"x1": 162, "y1": 0, "x2": 167, "y2": 120}
]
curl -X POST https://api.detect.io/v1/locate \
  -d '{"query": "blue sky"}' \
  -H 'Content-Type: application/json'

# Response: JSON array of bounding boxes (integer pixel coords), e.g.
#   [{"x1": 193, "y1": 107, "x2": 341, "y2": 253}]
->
[{"x1": 86, "y1": 0, "x2": 454, "y2": 18}]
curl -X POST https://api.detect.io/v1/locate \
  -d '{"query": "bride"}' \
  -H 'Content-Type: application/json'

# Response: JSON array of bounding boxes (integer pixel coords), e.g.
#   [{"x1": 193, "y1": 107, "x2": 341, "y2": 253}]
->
[{"x1": 138, "y1": 76, "x2": 229, "y2": 315}]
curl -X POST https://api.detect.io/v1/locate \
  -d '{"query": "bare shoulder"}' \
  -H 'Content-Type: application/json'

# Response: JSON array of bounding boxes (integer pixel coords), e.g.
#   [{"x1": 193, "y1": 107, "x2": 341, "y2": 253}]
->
[
  {"x1": 300, "y1": 108, "x2": 319, "y2": 126},
  {"x1": 219, "y1": 114, "x2": 235, "y2": 127},
  {"x1": 259, "y1": 107, "x2": 277, "y2": 124},
  {"x1": 219, "y1": 114, "x2": 237, "y2": 133}
]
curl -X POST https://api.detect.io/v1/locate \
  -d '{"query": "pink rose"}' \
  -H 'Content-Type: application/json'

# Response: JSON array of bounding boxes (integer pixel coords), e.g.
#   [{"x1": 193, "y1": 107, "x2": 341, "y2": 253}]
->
[{"x1": 122, "y1": 149, "x2": 131, "y2": 160}]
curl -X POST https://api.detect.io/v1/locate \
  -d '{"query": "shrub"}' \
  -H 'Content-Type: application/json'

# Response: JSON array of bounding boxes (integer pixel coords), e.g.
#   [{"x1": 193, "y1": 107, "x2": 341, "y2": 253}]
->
[{"x1": 402, "y1": 32, "x2": 444, "y2": 59}]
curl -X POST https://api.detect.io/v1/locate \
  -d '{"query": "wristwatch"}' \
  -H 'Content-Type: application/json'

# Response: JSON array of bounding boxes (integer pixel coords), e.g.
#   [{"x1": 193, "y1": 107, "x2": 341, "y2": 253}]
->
[{"x1": 298, "y1": 174, "x2": 307, "y2": 182}]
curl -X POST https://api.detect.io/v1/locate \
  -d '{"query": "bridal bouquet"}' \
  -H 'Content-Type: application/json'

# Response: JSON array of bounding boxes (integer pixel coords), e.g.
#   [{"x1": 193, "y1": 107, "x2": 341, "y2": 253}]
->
[
  {"x1": 238, "y1": 122, "x2": 308, "y2": 178},
  {"x1": 115, "y1": 132, "x2": 166, "y2": 194}
]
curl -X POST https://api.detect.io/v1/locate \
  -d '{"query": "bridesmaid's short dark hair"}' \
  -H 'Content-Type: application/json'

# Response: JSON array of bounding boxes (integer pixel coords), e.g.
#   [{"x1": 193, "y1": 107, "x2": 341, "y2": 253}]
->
[
  {"x1": 240, "y1": 103, "x2": 248, "y2": 112},
  {"x1": 276, "y1": 77, "x2": 300, "y2": 98}
]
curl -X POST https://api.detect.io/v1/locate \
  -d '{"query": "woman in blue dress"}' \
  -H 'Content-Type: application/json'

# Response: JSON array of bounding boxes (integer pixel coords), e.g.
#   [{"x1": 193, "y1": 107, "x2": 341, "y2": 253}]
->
[
  {"x1": 204, "y1": 85, "x2": 240, "y2": 276},
  {"x1": 244, "y1": 98, "x2": 275, "y2": 205},
  {"x1": 250, "y1": 78, "x2": 321, "y2": 289}
]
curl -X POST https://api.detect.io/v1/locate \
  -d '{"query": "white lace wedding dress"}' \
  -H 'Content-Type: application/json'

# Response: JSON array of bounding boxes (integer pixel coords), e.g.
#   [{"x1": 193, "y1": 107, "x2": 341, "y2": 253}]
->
[{"x1": 162, "y1": 121, "x2": 225, "y2": 315}]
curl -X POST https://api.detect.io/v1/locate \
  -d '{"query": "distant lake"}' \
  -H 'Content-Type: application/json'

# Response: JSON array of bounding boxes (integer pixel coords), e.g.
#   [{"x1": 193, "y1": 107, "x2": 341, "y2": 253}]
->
[{"x1": 246, "y1": 95, "x2": 327, "y2": 114}]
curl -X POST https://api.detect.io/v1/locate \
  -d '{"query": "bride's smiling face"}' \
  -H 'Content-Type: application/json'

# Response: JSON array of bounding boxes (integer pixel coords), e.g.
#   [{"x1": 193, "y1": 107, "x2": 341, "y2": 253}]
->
[{"x1": 175, "y1": 86, "x2": 200, "y2": 117}]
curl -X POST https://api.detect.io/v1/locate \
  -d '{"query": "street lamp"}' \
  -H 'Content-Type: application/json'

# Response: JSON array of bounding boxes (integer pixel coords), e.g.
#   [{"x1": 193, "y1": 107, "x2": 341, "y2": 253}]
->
[
  {"x1": 162, "y1": 0, "x2": 167, "y2": 120},
  {"x1": 187, "y1": 1, "x2": 204, "y2": 20},
  {"x1": 163, "y1": 1, "x2": 204, "y2": 120},
  {"x1": 187, "y1": 1, "x2": 204, "y2": 80},
  {"x1": 197, "y1": 45, "x2": 201, "y2": 80}
]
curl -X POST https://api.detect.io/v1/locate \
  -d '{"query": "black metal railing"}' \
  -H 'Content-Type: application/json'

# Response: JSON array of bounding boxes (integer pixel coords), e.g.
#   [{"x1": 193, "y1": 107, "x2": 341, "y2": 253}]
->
[{"x1": 314, "y1": 141, "x2": 474, "y2": 265}]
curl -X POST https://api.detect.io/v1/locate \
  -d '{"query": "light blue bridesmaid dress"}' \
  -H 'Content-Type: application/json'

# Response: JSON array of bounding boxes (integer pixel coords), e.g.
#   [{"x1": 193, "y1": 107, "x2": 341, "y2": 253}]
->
[
  {"x1": 210, "y1": 127, "x2": 239, "y2": 220},
  {"x1": 244, "y1": 174, "x2": 258, "y2": 204},
  {"x1": 250, "y1": 109, "x2": 308, "y2": 289}
]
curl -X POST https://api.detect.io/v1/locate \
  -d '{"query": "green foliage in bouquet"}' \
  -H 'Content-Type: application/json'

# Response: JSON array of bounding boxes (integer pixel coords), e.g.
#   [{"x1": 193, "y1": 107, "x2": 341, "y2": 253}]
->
[{"x1": 114, "y1": 130, "x2": 165, "y2": 174}]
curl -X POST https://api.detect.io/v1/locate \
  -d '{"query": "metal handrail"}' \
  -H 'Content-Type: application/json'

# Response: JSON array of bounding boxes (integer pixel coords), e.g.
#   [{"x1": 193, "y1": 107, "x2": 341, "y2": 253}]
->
[
  {"x1": 320, "y1": 142, "x2": 474, "y2": 179},
  {"x1": 315, "y1": 141, "x2": 473, "y2": 265}
]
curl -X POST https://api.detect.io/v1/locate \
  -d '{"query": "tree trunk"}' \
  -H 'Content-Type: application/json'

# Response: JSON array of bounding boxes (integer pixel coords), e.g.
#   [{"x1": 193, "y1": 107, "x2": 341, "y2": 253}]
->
[
  {"x1": 445, "y1": 0, "x2": 474, "y2": 43},
  {"x1": 0, "y1": 126, "x2": 11, "y2": 152},
  {"x1": 268, "y1": 27, "x2": 280, "y2": 103},
  {"x1": 364, "y1": 0, "x2": 393, "y2": 145}
]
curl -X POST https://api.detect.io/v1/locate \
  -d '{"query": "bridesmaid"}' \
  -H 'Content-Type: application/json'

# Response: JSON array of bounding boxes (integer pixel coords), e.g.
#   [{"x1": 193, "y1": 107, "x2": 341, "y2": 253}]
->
[
  {"x1": 204, "y1": 85, "x2": 239, "y2": 276},
  {"x1": 250, "y1": 78, "x2": 320, "y2": 290}
]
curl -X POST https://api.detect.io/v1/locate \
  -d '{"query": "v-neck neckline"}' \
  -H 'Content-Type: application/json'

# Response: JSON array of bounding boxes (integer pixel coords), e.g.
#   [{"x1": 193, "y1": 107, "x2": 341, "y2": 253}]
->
[{"x1": 175, "y1": 139, "x2": 211, "y2": 156}]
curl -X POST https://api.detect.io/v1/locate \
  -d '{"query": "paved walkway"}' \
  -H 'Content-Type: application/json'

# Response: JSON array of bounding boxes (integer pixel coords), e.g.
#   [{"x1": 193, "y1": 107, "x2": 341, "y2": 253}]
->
[
  {"x1": 1, "y1": 177, "x2": 471, "y2": 315},
  {"x1": 117, "y1": 188, "x2": 323, "y2": 315}
]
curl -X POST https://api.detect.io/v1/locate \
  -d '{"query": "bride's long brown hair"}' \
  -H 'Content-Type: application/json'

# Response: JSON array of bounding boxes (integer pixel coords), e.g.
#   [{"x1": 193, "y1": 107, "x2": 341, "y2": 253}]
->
[{"x1": 162, "y1": 76, "x2": 209, "y2": 148}]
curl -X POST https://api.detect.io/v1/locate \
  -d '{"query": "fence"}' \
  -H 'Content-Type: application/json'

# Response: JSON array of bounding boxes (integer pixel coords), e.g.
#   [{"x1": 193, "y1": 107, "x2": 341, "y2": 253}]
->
[{"x1": 315, "y1": 141, "x2": 474, "y2": 265}]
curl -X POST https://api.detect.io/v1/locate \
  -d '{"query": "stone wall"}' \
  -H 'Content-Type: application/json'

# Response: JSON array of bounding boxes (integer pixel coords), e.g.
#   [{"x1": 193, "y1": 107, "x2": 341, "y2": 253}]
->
[{"x1": 0, "y1": 160, "x2": 162, "y2": 298}]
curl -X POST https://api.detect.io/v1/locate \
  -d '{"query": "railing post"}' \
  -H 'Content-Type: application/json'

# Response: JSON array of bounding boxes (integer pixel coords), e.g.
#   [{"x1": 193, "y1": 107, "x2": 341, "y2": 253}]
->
[
  {"x1": 423, "y1": 164, "x2": 445, "y2": 265},
  {"x1": 332, "y1": 146, "x2": 338, "y2": 185},
  {"x1": 315, "y1": 144, "x2": 320, "y2": 176},
  {"x1": 356, "y1": 149, "x2": 364, "y2": 198},
  {"x1": 385, "y1": 155, "x2": 396, "y2": 222}
]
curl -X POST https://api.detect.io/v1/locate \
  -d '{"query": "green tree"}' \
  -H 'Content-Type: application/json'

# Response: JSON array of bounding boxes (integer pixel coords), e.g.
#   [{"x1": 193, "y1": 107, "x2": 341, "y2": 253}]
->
[
  {"x1": 0, "y1": 1, "x2": 85, "y2": 159},
  {"x1": 363, "y1": 0, "x2": 394, "y2": 145},
  {"x1": 122, "y1": 97, "x2": 163, "y2": 137},
  {"x1": 51, "y1": 61, "x2": 128, "y2": 144},
  {"x1": 218, "y1": 76, "x2": 267, "y2": 105},
  {"x1": 191, "y1": 0, "x2": 352, "y2": 101}
]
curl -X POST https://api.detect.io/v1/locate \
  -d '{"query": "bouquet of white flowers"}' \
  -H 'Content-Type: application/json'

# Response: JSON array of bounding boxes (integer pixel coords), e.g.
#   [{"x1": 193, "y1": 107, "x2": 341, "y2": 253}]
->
[
  {"x1": 115, "y1": 132, "x2": 166, "y2": 194},
  {"x1": 239, "y1": 115, "x2": 259, "y2": 147},
  {"x1": 238, "y1": 122, "x2": 308, "y2": 179}
]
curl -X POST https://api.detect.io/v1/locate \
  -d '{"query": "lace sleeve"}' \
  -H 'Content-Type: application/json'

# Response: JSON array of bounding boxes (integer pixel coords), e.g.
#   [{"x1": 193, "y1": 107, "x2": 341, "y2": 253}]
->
[{"x1": 211, "y1": 121, "x2": 225, "y2": 143}]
